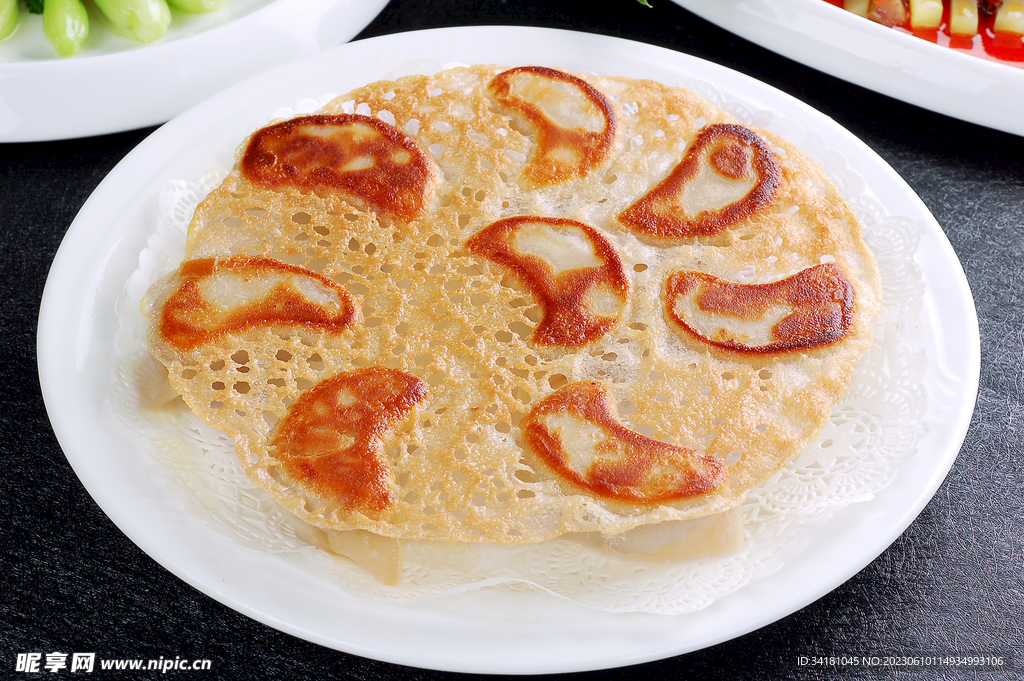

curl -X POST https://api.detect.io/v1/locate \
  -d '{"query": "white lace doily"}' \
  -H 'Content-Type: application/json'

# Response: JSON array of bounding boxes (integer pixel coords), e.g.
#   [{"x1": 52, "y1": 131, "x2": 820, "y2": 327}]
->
[{"x1": 109, "y1": 82, "x2": 928, "y2": 615}]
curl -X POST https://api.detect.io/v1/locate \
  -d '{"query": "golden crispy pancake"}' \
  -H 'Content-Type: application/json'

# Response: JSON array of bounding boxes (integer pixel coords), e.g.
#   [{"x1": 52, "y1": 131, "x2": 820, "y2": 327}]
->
[{"x1": 142, "y1": 65, "x2": 881, "y2": 569}]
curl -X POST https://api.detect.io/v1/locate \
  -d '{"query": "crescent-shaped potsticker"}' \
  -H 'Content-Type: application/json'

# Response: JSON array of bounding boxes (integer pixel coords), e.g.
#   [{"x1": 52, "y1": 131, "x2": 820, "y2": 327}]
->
[
  {"x1": 467, "y1": 216, "x2": 629, "y2": 347},
  {"x1": 619, "y1": 123, "x2": 781, "y2": 240},
  {"x1": 665, "y1": 263, "x2": 856, "y2": 354},
  {"x1": 156, "y1": 255, "x2": 357, "y2": 352},
  {"x1": 240, "y1": 113, "x2": 439, "y2": 222},
  {"x1": 488, "y1": 66, "x2": 618, "y2": 185},
  {"x1": 522, "y1": 381, "x2": 725, "y2": 504},
  {"x1": 270, "y1": 368, "x2": 429, "y2": 513}
]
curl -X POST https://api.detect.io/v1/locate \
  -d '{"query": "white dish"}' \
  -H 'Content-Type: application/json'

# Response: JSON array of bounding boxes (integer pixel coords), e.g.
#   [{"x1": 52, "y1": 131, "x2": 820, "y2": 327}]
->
[
  {"x1": 672, "y1": 0, "x2": 1024, "y2": 137},
  {"x1": 37, "y1": 26, "x2": 979, "y2": 673},
  {"x1": 0, "y1": 0, "x2": 387, "y2": 142}
]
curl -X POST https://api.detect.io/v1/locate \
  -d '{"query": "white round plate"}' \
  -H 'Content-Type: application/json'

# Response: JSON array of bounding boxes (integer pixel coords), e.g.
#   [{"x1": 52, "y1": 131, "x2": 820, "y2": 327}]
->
[
  {"x1": 37, "y1": 26, "x2": 980, "y2": 674},
  {"x1": 0, "y1": 0, "x2": 387, "y2": 142},
  {"x1": 672, "y1": 0, "x2": 1024, "y2": 137}
]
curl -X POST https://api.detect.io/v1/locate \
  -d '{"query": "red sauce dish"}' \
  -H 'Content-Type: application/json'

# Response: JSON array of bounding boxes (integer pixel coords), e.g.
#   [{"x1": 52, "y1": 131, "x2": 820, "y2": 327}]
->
[{"x1": 823, "y1": 0, "x2": 1024, "y2": 68}]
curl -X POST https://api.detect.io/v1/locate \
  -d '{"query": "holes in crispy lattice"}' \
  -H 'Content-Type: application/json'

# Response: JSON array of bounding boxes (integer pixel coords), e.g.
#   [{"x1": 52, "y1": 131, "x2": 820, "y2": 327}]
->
[{"x1": 548, "y1": 374, "x2": 569, "y2": 390}]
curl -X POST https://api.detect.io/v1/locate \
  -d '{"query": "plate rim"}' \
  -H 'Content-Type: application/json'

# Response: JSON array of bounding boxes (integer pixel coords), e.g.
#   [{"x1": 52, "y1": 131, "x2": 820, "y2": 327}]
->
[
  {"x1": 35, "y1": 25, "x2": 981, "y2": 673},
  {"x1": 0, "y1": 0, "x2": 389, "y2": 142}
]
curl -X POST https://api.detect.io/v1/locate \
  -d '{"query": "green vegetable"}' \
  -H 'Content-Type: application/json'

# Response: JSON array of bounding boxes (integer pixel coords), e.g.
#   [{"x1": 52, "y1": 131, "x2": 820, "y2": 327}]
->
[
  {"x1": 44, "y1": 0, "x2": 88, "y2": 56},
  {"x1": 165, "y1": 0, "x2": 221, "y2": 13},
  {"x1": 0, "y1": 0, "x2": 19, "y2": 40},
  {"x1": 636, "y1": 0, "x2": 652, "y2": 6},
  {"x1": 92, "y1": 0, "x2": 170, "y2": 42}
]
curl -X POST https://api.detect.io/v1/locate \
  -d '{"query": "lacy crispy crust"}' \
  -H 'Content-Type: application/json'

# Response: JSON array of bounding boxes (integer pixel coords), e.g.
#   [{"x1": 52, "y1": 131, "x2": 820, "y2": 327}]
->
[{"x1": 143, "y1": 65, "x2": 882, "y2": 545}]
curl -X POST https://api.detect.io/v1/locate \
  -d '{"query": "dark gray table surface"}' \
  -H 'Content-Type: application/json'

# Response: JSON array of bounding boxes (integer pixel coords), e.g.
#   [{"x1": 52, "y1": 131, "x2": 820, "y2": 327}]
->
[{"x1": 3, "y1": 1, "x2": 1022, "y2": 679}]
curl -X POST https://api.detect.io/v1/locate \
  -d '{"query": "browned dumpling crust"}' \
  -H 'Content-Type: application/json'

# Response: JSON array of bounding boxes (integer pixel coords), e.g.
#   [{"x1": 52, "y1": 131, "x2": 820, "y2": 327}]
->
[
  {"x1": 466, "y1": 216, "x2": 629, "y2": 347},
  {"x1": 488, "y1": 66, "x2": 618, "y2": 185},
  {"x1": 665, "y1": 263, "x2": 856, "y2": 355},
  {"x1": 522, "y1": 380, "x2": 725, "y2": 504},
  {"x1": 156, "y1": 255, "x2": 357, "y2": 353},
  {"x1": 270, "y1": 368, "x2": 428, "y2": 513},
  {"x1": 241, "y1": 114, "x2": 439, "y2": 222},
  {"x1": 619, "y1": 123, "x2": 781, "y2": 240}
]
